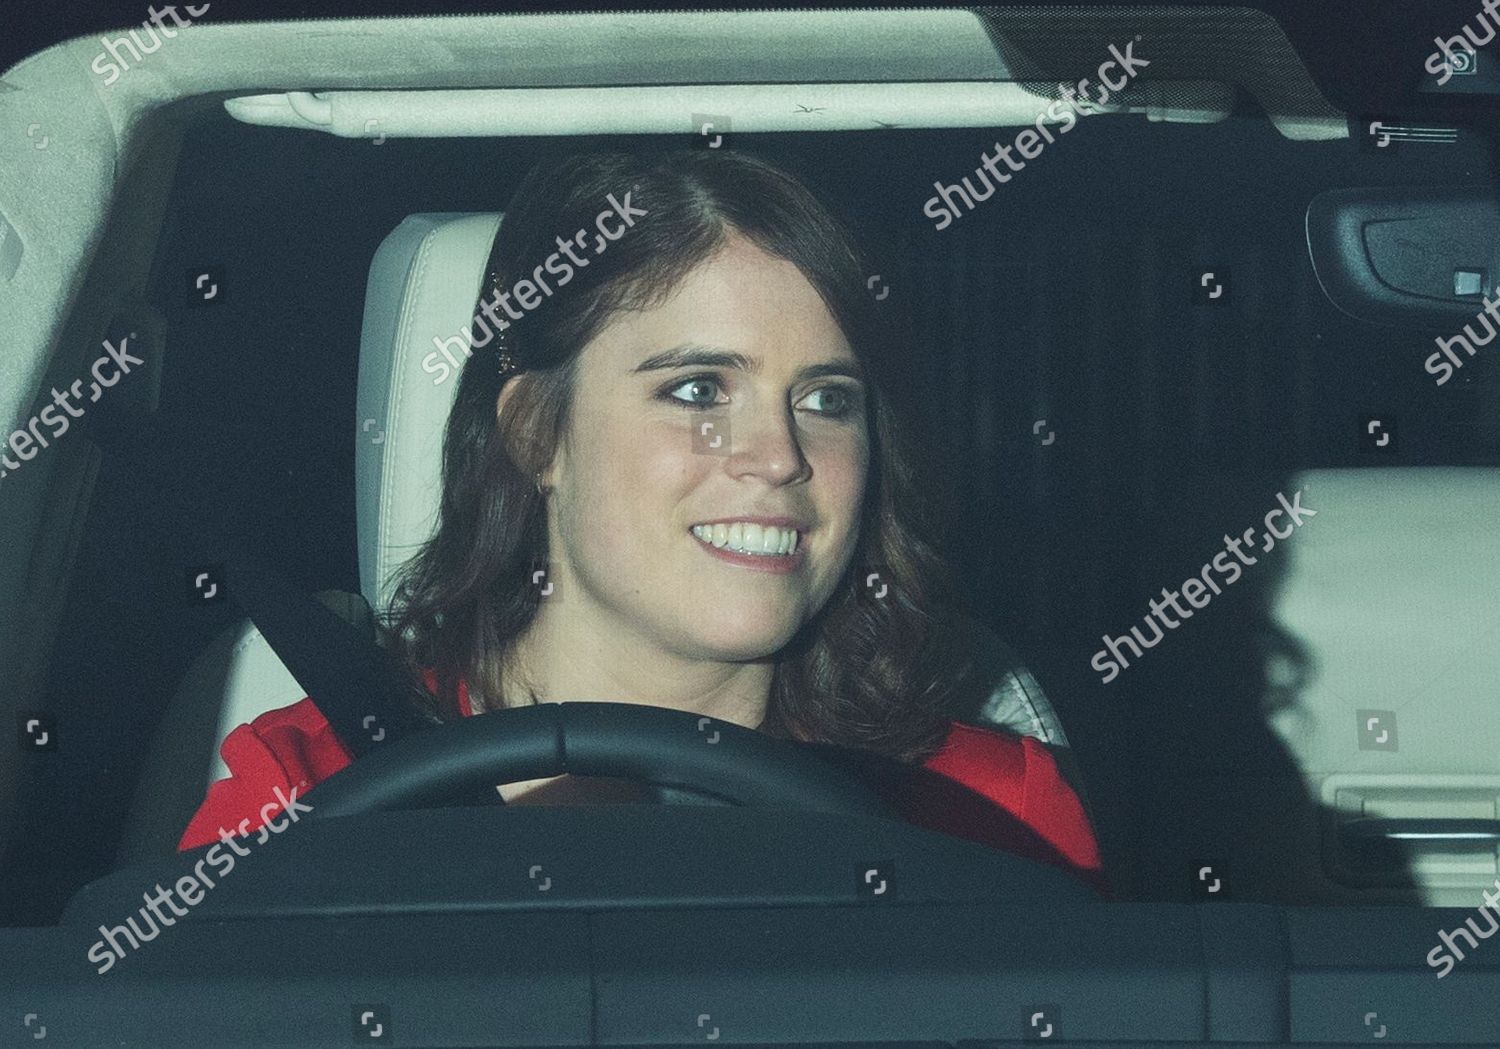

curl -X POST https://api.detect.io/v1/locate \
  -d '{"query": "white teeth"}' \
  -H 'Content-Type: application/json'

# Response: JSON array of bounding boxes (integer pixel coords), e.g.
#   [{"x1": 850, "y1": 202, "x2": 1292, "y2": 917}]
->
[
  {"x1": 691, "y1": 522, "x2": 800, "y2": 557},
  {"x1": 761, "y1": 527, "x2": 779, "y2": 555}
]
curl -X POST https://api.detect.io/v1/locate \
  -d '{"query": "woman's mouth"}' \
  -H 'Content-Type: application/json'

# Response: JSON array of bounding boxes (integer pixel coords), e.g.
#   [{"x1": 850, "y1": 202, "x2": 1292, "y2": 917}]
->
[{"x1": 689, "y1": 521, "x2": 805, "y2": 574}]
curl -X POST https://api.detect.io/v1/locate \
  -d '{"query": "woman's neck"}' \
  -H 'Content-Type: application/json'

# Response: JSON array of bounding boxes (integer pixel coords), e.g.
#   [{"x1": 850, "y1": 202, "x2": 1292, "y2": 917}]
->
[{"x1": 497, "y1": 599, "x2": 773, "y2": 730}]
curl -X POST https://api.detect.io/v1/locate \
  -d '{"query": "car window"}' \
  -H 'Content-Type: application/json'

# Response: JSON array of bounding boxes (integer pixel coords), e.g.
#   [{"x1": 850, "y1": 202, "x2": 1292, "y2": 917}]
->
[{"x1": 3, "y1": 5, "x2": 1499, "y2": 1045}]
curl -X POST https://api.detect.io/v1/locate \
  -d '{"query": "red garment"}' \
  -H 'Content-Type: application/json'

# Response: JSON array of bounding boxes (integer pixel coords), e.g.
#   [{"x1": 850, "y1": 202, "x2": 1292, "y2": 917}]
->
[{"x1": 178, "y1": 678, "x2": 1104, "y2": 893}]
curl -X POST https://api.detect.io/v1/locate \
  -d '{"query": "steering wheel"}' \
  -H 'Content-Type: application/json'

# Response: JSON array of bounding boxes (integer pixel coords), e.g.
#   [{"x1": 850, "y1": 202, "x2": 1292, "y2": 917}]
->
[{"x1": 302, "y1": 702, "x2": 900, "y2": 822}]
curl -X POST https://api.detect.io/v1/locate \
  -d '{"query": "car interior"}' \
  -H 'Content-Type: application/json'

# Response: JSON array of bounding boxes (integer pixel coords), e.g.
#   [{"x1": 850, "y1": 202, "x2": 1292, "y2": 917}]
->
[{"x1": 2, "y1": 4, "x2": 1500, "y2": 1046}]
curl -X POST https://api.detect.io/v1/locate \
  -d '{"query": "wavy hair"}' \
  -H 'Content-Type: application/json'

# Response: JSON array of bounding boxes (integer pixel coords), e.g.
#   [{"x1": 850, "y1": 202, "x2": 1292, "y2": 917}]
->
[{"x1": 381, "y1": 147, "x2": 973, "y2": 764}]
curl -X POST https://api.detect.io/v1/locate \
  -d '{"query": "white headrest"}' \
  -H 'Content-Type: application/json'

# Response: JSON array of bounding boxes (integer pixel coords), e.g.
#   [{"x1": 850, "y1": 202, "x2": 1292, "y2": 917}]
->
[{"x1": 356, "y1": 212, "x2": 503, "y2": 612}]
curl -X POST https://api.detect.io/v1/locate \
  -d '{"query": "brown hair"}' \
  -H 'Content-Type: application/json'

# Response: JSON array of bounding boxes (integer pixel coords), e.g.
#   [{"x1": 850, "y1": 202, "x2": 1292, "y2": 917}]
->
[{"x1": 381, "y1": 148, "x2": 973, "y2": 764}]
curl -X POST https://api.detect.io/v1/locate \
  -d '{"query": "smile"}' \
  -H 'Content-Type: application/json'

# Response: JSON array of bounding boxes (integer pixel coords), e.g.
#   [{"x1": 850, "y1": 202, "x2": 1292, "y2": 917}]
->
[
  {"x1": 689, "y1": 522, "x2": 805, "y2": 574},
  {"x1": 691, "y1": 522, "x2": 798, "y2": 556}
]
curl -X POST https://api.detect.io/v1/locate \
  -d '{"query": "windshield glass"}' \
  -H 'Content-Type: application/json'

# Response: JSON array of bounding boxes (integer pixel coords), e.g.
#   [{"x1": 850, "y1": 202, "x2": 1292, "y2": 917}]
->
[{"x1": 3, "y1": 4, "x2": 1499, "y2": 1044}]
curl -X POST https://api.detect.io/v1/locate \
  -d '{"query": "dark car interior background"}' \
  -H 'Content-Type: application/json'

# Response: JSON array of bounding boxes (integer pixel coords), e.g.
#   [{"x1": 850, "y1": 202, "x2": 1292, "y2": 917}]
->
[{"x1": 5, "y1": 102, "x2": 1496, "y2": 919}]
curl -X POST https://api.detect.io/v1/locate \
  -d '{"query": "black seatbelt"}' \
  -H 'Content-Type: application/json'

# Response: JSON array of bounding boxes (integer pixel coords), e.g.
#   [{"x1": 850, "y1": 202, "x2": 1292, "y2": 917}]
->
[
  {"x1": 138, "y1": 431, "x2": 464, "y2": 776},
  {"x1": 221, "y1": 544, "x2": 432, "y2": 760}
]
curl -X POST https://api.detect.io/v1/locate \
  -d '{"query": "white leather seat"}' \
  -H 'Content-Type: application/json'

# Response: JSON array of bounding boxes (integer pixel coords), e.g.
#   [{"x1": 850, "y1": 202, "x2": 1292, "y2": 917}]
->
[
  {"x1": 200, "y1": 213, "x2": 502, "y2": 771},
  {"x1": 354, "y1": 213, "x2": 505, "y2": 613}
]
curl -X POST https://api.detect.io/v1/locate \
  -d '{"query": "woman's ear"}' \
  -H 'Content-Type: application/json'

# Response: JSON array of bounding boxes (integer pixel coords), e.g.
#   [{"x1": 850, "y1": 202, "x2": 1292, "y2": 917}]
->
[
  {"x1": 537, "y1": 439, "x2": 562, "y2": 494},
  {"x1": 497, "y1": 376, "x2": 562, "y2": 493}
]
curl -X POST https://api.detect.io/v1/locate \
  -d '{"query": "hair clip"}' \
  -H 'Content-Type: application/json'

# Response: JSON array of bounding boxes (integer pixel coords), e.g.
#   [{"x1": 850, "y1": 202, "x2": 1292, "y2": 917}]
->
[{"x1": 496, "y1": 331, "x2": 519, "y2": 379}]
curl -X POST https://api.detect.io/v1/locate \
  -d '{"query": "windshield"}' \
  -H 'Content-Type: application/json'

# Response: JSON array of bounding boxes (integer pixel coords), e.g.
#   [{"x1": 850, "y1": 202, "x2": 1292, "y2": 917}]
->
[{"x1": 3, "y1": 4, "x2": 1499, "y2": 1046}]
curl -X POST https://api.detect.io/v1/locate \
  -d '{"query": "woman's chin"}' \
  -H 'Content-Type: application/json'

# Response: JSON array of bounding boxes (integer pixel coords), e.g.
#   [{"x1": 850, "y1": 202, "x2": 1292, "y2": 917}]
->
[{"x1": 677, "y1": 613, "x2": 802, "y2": 662}]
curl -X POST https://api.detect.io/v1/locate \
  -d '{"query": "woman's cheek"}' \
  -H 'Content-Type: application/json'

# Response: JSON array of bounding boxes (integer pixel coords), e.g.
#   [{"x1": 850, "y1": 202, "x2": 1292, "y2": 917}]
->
[
  {"x1": 819, "y1": 433, "x2": 869, "y2": 517},
  {"x1": 820, "y1": 437, "x2": 870, "y2": 587}
]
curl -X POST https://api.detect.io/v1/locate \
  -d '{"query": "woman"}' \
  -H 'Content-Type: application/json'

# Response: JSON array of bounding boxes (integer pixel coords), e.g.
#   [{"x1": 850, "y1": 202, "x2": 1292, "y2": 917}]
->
[{"x1": 179, "y1": 148, "x2": 1103, "y2": 892}]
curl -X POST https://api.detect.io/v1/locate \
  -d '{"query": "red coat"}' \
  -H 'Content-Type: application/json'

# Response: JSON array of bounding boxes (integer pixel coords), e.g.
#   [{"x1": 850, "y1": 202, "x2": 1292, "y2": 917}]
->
[{"x1": 179, "y1": 678, "x2": 1105, "y2": 894}]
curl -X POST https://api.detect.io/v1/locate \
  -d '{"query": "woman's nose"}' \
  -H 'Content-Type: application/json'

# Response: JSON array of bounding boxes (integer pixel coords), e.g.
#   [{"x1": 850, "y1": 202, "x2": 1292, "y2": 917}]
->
[{"x1": 724, "y1": 405, "x2": 809, "y2": 485}]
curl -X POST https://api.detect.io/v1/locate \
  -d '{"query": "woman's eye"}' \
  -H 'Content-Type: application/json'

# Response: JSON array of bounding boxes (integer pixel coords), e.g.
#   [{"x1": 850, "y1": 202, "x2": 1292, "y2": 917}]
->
[
  {"x1": 797, "y1": 386, "x2": 857, "y2": 417},
  {"x1": 664, "y1": 376, "x2": 726, "y2": 408}
]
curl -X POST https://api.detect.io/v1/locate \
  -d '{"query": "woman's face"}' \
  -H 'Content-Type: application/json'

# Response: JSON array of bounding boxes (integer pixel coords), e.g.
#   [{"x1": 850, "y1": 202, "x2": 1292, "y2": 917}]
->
[{"x1": 538, "y1": 231, "x2": 871, "y2": 662}]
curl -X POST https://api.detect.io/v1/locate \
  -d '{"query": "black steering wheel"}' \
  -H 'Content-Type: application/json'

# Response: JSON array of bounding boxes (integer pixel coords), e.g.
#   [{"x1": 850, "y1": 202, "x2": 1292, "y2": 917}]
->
[{"x1": 302, "y1": 702, "x2": 899, "y2": 822}]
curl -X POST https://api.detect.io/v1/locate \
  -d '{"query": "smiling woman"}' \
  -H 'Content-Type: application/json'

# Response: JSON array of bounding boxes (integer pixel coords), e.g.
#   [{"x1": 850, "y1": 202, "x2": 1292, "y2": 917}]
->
[
  {"x1": 178, "y1": 148, "x2": 1102, "y2": 889},
  {"x1": 391, "y1": 148, "x2": 955, "y2": 757}
]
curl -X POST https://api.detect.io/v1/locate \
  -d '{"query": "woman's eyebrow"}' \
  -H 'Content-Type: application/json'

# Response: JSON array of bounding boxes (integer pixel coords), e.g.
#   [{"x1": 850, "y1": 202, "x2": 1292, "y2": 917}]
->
[{"x1": 631, "y1": 343, "x2": 866, "y2": 383}]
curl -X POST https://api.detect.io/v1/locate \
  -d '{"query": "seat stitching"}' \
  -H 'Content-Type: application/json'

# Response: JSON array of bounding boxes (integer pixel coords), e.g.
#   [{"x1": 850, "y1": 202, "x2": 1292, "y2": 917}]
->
[{"x1": 381, "y1": 226, "x2": 438, "y2": 603}]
